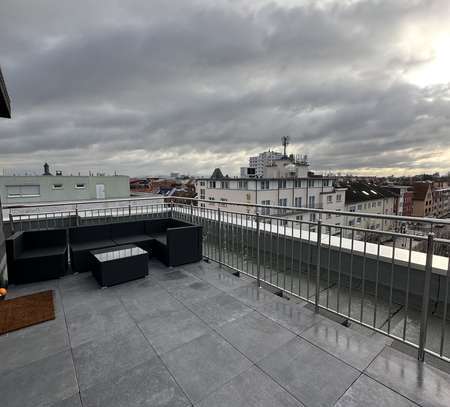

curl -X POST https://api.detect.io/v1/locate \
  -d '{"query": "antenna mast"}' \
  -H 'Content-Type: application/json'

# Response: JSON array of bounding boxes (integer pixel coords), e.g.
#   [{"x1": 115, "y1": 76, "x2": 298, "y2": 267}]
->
[{"x1": 281, "y1": 136, "x2": 290, "y2": 157}]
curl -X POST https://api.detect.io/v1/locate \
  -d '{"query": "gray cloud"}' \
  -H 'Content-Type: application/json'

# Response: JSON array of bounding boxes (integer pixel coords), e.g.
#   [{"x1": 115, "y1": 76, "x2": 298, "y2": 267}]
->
[{"x1": 0, "y1": 0, "x2": 449, "y2": 176}]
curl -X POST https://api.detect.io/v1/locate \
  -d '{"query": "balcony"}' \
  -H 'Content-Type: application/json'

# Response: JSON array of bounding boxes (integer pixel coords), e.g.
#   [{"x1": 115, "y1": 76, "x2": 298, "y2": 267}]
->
[
  {"x1": 2, "y1": 258, "x2": 450, "y2": 407},
  {"x1": 1, "y1": 197, "x2": 450, "y2": 406}
]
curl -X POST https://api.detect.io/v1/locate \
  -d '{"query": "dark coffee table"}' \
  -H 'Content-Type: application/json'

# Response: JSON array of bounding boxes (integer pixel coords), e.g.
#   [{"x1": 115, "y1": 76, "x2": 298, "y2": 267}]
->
[{"x1": 90, "y1": 244, "x2": 149, "y2": 287}]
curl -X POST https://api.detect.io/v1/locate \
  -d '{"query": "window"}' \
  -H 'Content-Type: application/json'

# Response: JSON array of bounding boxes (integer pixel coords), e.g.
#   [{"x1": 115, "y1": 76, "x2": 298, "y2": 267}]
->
[
  {"x1": 372, "y1": 202, "x2": 376, "y2": 208},
  {"x1": 294, "y1": 197, "x2": 302, "y2": 207},
  {"x1": 220, "y1": 198, "x2": 228, "y2": 207},
  {"x1": 200, "y1": 189, "x2": 205, "y2": 199},
  {"x1": 310, "y1": 213, "x2": 316, "y2": 222},
  {"x1": 209, "y1": 181, "x2": 216, "y2": 188},
  {"x1": 349, "y1": 206, "x2": 356, "y2": 212},
  {"x1": 356, "y1": 217, "x2": 361, "y2": 223},
  {"x1": 238, "y1": 180, "x2": 248, "y2": 189},
  {"x1": 278, "y1": 179, "x2": 286, "y2": 188},
  {"x1": 6, "y1": 185, "x2": 40, "y2": 198},
  {"x1": 260, "y1": 180, "x2": 269, "y2": 190},
  {"x1": 220, "y1": 181, "x2": 229, "y2": 189},
  {"x1": 208, "y1": 197, "x2": 215, "y2": 201},
  {"x1": 336, "y1": 194, "x2": 342, "y2": 202},
  {"x1": 357, "y1": 204, "x2": 362, "y2": 210},
  {"x1": 377, "y1": 201, "x2": 382, "y2": 207},
  {"x1": 75, "y1": 183, "x2": 86, "y2": 189},
  {"x1": 326, "y1": 213, "x2": 331, "y2": 219},
  {"x1": 261, "y1": 200, "x2": 271, "y2": 215},
  {"x1": 323, "y1": 179, "x2": 330, "y2": 187},
  {"x1": 308, "y1": 195, "x2": 315, "y2": 208},
  {"x1": 294, "y1": 179, "x2": 302, "y2": 188},
  {"x1": 52, "y1": 184, "x2": 63, "y2": 190},
  {"x1": 296, "y1": 215, "x2": 303, "y2": 221},
  {"x1": 308, "y1": 179, "x2": 314, "y2": 187},
  {"x1": 279, "y1": 198, "x2": 287, "y2": 215},
  {"x1": 327, "y1": 195, "x2": 332, "y2": 203},
  {"x1": 200, "y1": 181, "x2": 205, "y2": 186}
]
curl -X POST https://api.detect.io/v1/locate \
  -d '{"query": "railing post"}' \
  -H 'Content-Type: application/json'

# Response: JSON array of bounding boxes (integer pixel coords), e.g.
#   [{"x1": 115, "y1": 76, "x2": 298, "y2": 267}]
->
[
  {"x1": 190, "y1": 201, "x2": 194, "y2": 223},
  {"x1": 128, "y1": 203, "x2": 132, "y2": 218},
  {"x1": 418, "y1": 232, "x2": 434, "y2": 361},
  {"x1": 256, "y1": 211, "x2": 261, "y2": 287},
  {"x1": 9, "y1": 213, "x2": 15, "y2": 234},
  {"x1": 315, "y1": 220, "x2": 322, "y2": 312},
  {"x1": 75, "y1": 205, "x2": 79, "y2": 227},
  {"x1": 218, "y1": 207, "x2": 222, "y2": 268},
  {"x1": 170, "y1": 201, "x2": 174, "y2": 218}
]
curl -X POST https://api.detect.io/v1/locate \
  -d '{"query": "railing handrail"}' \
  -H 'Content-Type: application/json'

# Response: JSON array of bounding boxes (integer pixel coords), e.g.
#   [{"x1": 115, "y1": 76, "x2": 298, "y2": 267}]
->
[{"x1": 4, "y1": 195, "x2": 450, "y2": 226}]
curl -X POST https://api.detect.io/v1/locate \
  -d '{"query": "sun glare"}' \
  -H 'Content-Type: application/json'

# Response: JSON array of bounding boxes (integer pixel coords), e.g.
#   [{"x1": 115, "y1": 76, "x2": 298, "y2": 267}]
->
[{"x1": 407, "y1": 34, "x2": 450, "y2": 87}]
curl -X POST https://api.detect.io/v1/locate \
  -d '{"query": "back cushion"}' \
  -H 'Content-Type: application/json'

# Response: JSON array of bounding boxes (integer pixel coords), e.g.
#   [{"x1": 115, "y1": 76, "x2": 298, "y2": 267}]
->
[
  {"x1": 169, "y1": 219, "x2": 191, "y2": 228},
  {"x1": 69, "y1": 224, "x2": 111, "y2": 244},
  {"x1": 145, "y1": 218, "x2": 170, "y2": 234},
  {"x1": 25, "y1": 229, "x2": 67, "y2": 249},
  {"x1": 111, "y1": 221, "x2": 145, "y2": 238}
]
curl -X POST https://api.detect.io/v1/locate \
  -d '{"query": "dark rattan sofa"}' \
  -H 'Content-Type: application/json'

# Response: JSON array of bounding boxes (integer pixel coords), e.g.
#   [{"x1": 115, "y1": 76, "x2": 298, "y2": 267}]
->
[
  {"x1": 6, "y1": 218, "x2": 202, "y2": 283},
  {"x1": 69, "y1": 218, "x2": 202, "y2": 272},
  {"x1": 6, "y1": 229, "x2": 68, "y2": 284}
]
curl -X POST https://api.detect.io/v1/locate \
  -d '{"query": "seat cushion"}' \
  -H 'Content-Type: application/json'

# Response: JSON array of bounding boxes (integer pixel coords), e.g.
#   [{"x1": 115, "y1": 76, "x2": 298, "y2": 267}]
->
[
  {"x1": 150, "y1": 233, "x2": 167, "y2": 246},
  {"x1": 70, "y1": 239, "x2": 116, "y2": 252},
  {"x1": 113, "y1": 234, "x2": 153, "y2": 246},
  {"x1": 17, "y1": 246, "x2": 67, "y2": 260}
]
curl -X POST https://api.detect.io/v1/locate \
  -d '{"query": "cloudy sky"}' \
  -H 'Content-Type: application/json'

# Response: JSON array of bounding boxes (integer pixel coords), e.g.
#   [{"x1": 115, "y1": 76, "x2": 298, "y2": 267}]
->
[{"x1": 1, "y1": 0, "x2": 449, "y2": 177}]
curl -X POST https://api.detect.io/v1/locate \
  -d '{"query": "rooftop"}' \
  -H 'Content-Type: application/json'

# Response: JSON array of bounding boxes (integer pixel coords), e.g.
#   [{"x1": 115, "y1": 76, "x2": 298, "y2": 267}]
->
[{"x1": 2, "y1": 259, "x2": 450, "y2": 407}]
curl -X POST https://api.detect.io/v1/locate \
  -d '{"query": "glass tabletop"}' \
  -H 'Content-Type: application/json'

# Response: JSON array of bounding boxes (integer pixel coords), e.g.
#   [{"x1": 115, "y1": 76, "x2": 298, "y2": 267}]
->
[{"x1": 92, "y1": 245, "x2": 147, "y2": 262}]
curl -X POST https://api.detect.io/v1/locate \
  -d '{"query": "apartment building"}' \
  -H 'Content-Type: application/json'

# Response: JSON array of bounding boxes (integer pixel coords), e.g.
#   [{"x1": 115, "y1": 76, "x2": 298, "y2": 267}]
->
[
  {"x1": 196, "y1": 155, "x2": 346, "y2": 230},
  {"x1": 248, "y1": 150, "x2": 283, "y2": 177},
  {"x1": 0, "y1": 164, "x2": 130, "y2": 204},
  {"x1": 412, "y1": 183, "x2": 434, "y2": 217},
  {"x1": 342, "y1": 182, "x2": 396, "y2": 237},
  {"x1": 383, "y1": 185, "x2": 414, "y2": 216}
]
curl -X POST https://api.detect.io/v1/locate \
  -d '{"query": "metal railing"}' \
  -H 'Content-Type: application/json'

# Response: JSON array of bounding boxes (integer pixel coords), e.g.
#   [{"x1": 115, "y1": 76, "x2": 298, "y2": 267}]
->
[{"x1": 3, "y1": 196, "x2": 450, "y2": 362}]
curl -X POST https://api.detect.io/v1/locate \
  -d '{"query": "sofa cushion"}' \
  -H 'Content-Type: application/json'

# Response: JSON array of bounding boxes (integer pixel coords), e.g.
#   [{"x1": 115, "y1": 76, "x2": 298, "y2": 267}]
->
[
  {"x1": 111, "y1": 221, "x2": 146, "y2": 239},
  {"x1": 69, "y1": 224, "x2": 111, "y2": 245},
  {"x1": 17, "y1": 246, "x2": 67, "y2": 260},
  {"x1": 70, "y1": 239, "x2": 116, "y2": 252},
  {"x1": 113, "y1": 234, "x2": 153, "y2": 246}
]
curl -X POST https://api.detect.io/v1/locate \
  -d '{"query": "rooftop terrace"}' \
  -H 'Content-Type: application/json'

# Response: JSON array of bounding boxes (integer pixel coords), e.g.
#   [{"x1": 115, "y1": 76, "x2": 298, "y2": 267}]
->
[{"x1": 2, "y1": 258, "x2": 450, "y2": 407}]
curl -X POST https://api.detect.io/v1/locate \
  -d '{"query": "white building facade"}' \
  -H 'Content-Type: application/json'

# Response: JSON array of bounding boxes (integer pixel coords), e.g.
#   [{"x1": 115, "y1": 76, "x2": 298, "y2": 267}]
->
[
  {"x1": 196, "y1": 157, "x2": 346, "y2": 231},
  {"x1": 248, "y1": 151, "x2": 283, "y2": 177},
  {"x1": 0, "y1": 175, "x2": 130, "y2": 205}
]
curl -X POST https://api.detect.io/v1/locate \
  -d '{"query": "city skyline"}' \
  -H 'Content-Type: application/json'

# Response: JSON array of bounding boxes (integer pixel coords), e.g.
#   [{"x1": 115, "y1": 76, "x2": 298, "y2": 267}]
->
[{"x1": 1, "y1": 0, "x2": 449, "y2": 176}]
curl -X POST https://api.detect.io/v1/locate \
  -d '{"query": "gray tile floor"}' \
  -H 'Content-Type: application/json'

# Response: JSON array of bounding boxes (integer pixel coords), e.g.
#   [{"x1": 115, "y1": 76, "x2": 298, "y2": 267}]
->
[{"x1": 1, "y1": 259, "x2": 450, "y2": 407}]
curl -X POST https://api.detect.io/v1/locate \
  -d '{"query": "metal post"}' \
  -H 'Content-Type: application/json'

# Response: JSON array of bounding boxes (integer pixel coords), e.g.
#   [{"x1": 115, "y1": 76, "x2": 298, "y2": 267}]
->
[
  {"x1": 128, "y1": 203, "x2": 132, "y2": 217},
  {"x1": 315, "y1": 220, "x2": 322, "y2": 312},
  {"x1": 170, "y1": 201, "x2": 174, "y2": 218},
  {"x1": 75, "y1": 205, "x2": 79, "y2": 227},
  {"x1": 190, "y1": 201, "x2": 194, "y2": 223},
  {"x1": 218, "y1": 208, "x2": 222, "y2": 268},
  {"x1": 418, "y1": 232, "x2": 434, "y2": 361},
  {"x1": 256, "y1": 212, "x2": 261, "y2": 287},
  {"x1": 9, "y1": 213, "x2": 15, "y2": 234}
]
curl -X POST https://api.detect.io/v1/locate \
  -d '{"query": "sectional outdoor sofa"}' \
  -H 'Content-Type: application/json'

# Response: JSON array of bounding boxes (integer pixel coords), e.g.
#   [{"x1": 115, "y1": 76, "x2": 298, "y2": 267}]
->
[{"x1": 6, "y1": 218, "x2": 203, "y2": 284}]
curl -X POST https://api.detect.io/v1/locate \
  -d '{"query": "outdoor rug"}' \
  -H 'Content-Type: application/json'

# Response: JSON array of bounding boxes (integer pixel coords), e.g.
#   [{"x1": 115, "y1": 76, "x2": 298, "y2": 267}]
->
[{"x1": 0, "y1": 290, "x2": 55, "y2": 335}]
